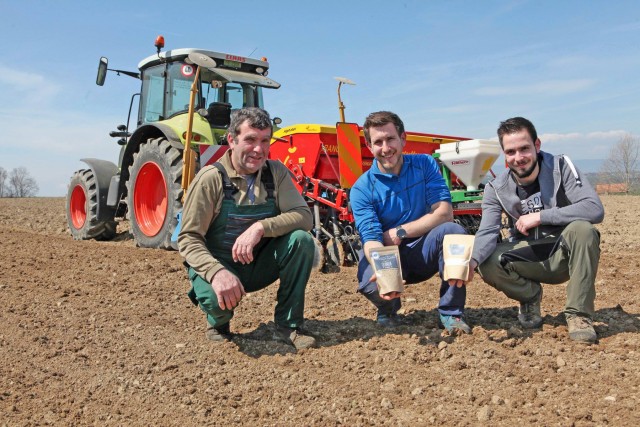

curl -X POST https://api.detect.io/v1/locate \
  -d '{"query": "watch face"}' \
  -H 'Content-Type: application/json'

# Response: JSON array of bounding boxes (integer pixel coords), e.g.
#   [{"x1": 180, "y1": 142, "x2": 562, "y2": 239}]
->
[{"x1": 397, "y1": 227, "x2": 407, "y2": 239}]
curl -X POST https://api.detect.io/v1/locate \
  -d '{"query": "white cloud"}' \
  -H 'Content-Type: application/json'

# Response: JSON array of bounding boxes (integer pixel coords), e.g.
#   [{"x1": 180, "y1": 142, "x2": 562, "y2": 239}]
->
[
  {"x1": 0, "y1": 64, "x2": 62, "y2": 106},
  {"x1": 536, "y1": 130, "x2": 638, "y2": 161},
  {"x1": 0, "y1": 65, "x2": 42, "y2": 87},
  {"x1": 585, "y1": 130, "x2": 631, "y2": 140},
  {"x1": 0, "y1": 109, "x2": 119, "y2": 152},
  {"x1": 0, "y1": 108, "x2": 123, "y2": 197},
  {"x1": 540, "y1": 130, "x2": 630, "y2": 142},
  {"x1": 475, "y1": 79, "x2": 596, "y2": 97},
  {"x1": 539, "y1": 132, "x2": 583, "y2": 142}
]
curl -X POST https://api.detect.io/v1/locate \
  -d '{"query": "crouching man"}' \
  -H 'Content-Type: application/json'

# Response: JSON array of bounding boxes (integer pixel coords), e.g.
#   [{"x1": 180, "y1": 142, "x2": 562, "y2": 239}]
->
[
  {"x1": 178, "y1": 107, "x2": 317, "y2": 350},
  {"x1": 350, "y1": 111, "x2": 472, "y2": 334},
  {"x1": 471, "y1": 117, "x2": 604, "y2": 343}
]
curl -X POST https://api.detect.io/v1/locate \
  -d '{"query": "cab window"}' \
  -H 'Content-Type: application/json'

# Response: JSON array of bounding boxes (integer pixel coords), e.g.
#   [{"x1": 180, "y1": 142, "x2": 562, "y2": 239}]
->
[
  {"x1": 139, "y1": 65, "x2": 165, "y2": 123},
  {"x1": 165, "y1": 62, "x2": 194, "y2": 117}
]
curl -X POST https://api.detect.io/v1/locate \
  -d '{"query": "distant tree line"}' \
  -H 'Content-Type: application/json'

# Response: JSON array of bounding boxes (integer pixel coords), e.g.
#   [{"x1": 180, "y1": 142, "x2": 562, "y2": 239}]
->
[
  {"x1": 0, "y1": 166, "x2": 39, "y2": 197},
  {"x1": 583, "y1": 134, "x2": 640, "y2": 195},
  {"x1": 597, "y1": 133, "x2": 640, "y2": 194}
]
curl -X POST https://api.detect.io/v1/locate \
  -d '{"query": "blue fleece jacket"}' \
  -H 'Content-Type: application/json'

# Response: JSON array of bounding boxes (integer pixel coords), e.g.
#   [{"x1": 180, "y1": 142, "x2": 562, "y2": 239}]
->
[{"x1": 350, "y1": 154, "x2": 451, "y2": 244}]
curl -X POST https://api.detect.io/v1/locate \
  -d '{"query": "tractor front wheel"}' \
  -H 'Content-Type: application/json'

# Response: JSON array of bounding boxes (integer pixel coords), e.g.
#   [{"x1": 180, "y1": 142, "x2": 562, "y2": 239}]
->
[
  {"x1": 127, "y1": 138, "x2": 184, "y2": 249},
  {"x1": 66, "y1": 169, "x2": 117, "y2": 241}
]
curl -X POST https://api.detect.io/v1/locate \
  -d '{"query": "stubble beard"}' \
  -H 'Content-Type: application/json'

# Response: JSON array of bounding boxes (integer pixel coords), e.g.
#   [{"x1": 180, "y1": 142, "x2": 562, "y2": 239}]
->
[{"x1": 510, "y1": 155, "x2": 538, "y2": 180}]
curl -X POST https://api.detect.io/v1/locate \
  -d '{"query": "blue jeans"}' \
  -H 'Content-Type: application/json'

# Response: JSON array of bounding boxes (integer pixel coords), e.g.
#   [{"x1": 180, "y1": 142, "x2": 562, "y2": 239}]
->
[{"x1": 357, "y1": 222, "x2": 467, "y2": 317}]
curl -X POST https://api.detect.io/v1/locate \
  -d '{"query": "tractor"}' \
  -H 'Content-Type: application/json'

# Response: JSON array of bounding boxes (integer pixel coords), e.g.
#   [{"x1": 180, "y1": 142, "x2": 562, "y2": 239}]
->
[
  {"x1": 67, "y1": 37, "x2": 501, "y2": 271},
  {"x1": 66, "y1": 36, "x2": 280, "y2": 248}
]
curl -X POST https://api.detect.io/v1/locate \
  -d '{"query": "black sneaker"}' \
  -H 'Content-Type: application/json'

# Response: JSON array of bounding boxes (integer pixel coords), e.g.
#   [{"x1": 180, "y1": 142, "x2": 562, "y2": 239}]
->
[
  {"x1": 518, "y1": 288, "x2": 543, "y2": 329},
  {"x1": 205, "y1": 323, "x2": 232, "y2": 342},
  {"x1": 376, "y1": 313, "x2": 405, "y2": 328},
  {"x1": 274, "y1": 325, "x2": 317, "y2": 350},
  {"x1": 566, "y1": 314, "x2": 597, "y2": 344}
]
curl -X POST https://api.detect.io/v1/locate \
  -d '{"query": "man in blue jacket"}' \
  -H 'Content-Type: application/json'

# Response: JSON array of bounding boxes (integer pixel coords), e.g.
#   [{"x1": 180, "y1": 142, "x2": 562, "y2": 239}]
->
[
  {"x1": 350, "y1": 111, "x2": 472, "y2": 334},
  {"x1": 471, "y1": 117, "x2": 604, "y2": 343}
]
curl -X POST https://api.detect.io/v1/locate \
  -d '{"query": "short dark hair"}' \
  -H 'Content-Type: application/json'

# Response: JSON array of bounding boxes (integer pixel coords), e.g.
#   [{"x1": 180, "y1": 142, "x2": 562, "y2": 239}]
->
[
  {"x1": 497, "y1": 117, "x2": 538, "y2": 146},
  {"x1": 363, "y1": 111, "x2": 405, "y2": 144},
  {"x1": 228, "y1": 107, "x2": 272, "y2": 140}
]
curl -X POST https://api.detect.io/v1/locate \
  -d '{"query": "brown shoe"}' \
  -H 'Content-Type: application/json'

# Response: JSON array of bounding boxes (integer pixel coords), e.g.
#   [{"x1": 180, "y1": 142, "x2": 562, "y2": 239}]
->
[
  {"x1": 205, "y1": 323, "x2": 232, "y2": 342},
  {"x1": 274, "y1": 325, "x2": 317, "y2": 350},
  {"x1": 566, "y1": 314, "x2": 597, "y2": 344}
]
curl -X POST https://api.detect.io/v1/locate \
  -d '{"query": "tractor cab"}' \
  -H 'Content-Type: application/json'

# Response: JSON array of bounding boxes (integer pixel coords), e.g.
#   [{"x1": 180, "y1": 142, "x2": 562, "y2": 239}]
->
[
  {"x1": 69, "y1": 38, "x2": 282, "y2": 250},
  {"x1": 136, "y1": 48, "x2": 280, "y2": 144}
]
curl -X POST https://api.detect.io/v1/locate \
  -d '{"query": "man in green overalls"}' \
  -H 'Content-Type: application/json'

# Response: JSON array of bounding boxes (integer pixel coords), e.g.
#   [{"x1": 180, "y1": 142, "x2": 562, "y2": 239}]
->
[{"x1": 178, "y1": 107, "x2": 316, "y2": 350}]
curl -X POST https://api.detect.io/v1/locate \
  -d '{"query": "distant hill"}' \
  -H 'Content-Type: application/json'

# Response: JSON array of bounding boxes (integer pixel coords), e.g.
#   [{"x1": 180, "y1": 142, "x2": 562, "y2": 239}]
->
[
  {"x1": 566, "y1": 159, "x2": 606, "y2": 186},
  {"x1": 584, "y1": 172, "x2": 602, "y2": 185}
]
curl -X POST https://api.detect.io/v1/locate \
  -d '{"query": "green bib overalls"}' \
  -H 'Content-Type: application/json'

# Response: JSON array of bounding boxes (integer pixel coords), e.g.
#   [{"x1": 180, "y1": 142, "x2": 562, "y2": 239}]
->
[{"x1": 187, "y1": 162, "x2": 315, "y2": 329}]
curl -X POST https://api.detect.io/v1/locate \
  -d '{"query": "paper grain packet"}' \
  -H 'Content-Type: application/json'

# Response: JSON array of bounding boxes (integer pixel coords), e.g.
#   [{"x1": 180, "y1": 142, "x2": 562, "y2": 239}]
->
[
  {"x1": 368, "y1": 245, "x2": 404, "y2": 294},
  {"x1": 443, "y1": 235, "x2": 475, "y2": 281}
]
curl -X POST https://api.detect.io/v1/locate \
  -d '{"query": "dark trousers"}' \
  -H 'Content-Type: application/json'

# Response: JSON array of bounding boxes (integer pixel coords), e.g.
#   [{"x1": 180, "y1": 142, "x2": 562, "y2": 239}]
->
[{"x1": 357, "y1": 222, "x2": 467, "y2": 317}]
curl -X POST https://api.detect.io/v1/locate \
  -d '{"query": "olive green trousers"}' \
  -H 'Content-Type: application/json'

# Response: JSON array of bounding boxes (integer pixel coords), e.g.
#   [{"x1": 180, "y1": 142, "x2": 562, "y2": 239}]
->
[{"x1": 478, "y1": 221, "x2": 600, "y2": 317}]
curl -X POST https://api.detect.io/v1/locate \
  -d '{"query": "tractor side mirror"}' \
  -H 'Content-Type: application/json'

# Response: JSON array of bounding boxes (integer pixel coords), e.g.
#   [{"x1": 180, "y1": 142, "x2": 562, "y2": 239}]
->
[{"x1": 96, "y1": 57, "x2": 108, "y2": 86}]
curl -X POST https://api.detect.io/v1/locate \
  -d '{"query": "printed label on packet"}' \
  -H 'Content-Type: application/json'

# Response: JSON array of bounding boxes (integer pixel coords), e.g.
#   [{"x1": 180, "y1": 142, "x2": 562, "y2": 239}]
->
[
  {"x1": 368, "y1": 246, "x2": 404, "y2": 294},
  {"x1": 443, "y1": 235, "x2": 475, "y2": 281}
]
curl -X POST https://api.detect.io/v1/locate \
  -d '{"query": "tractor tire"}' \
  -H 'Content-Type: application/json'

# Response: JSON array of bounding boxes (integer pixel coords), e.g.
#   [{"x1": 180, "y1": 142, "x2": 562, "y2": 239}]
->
[
  {"x1": 127, "y1": 137, "x2": 184, "y2": 249},
  {"x1": 66, "y1": 169, "x2": 117, "y2": 241}
]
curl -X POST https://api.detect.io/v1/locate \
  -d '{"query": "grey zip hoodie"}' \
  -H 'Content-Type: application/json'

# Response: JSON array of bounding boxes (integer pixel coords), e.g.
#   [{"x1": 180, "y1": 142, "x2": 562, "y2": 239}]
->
[{"x1": 471, "y1": 150, "x2": 604, "y2": 265}]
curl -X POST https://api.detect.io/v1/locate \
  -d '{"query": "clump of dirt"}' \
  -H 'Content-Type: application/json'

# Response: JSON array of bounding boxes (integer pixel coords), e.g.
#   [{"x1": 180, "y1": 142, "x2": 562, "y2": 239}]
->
[{"x1": 0, "y1": 196, "x2": 638, "y2": 426}]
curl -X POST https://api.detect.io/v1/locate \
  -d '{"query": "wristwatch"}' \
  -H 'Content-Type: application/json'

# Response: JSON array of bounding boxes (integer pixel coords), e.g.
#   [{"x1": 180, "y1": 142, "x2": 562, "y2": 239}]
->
[{"x1": 396, "y1": 226, "x2": 407, "y2": 240}]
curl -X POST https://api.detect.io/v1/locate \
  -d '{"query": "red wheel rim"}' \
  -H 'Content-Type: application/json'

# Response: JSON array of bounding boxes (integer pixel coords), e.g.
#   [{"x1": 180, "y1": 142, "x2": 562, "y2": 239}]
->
[
  {"x1": 69, "y1": 185, "x2": 87, "y2": 229},
  {"x1": 134, "y1": 161, "x2": 168, "y2": 237}
]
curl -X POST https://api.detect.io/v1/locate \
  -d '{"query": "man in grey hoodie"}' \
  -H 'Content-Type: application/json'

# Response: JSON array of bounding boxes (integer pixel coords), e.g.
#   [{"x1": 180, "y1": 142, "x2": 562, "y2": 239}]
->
[{"x1": 469, "y1": 117, "x2": 604, "y2": 343}]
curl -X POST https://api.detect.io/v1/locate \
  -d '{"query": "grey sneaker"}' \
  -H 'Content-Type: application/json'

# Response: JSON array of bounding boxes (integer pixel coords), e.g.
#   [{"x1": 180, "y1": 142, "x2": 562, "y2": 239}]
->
[
  {"x1": 205, "y1": 323, "x2": 232, "y2": 342},
  {"x1": 566, "y1": 314, "x2": 597, "y2": 344},
  {"x1": 518, "y1": 288, "x2": 543, "y2": 329},
  {"x1": 274, "y1": 325, "x2": 317, "y2": 350}
]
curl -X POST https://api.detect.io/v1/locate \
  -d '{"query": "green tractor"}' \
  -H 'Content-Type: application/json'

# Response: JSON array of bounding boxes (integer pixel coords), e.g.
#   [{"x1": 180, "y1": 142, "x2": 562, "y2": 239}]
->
[{"x1": 66, "y1": 36, "x2": 280, "y2": 248}]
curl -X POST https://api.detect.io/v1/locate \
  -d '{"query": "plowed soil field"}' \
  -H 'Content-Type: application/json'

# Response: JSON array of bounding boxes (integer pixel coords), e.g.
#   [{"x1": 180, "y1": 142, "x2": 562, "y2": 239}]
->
[{"x1": 1, "y1": 196, "x2": 639, "y2": 426}]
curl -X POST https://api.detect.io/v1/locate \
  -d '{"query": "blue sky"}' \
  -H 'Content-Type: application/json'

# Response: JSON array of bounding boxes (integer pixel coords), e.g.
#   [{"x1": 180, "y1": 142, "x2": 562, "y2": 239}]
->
[{"x1": 1, "y1": 0, "x2": 639, "y2": 196}]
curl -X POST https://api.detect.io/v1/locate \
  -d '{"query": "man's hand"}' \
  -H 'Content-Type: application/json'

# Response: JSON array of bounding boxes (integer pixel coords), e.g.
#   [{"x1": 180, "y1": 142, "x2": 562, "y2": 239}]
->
[
  {"x1": 232, "y1": 222, "x2": 265, "y2": 264},
  {"x1": 382, "y1": 229, "x2": 399, "y2": 246},
  {"x1": 211, "y1": 269, "x2": 246, "y2": 310},
  {"x1": 447, "y1": 259, "x2": 477, "y2": 288},
  {"x1": 368, "y1": 272, "x2": 404, "y2": 300},
  {"x1": 515, "y1": 212, "x2": 541, "y2": 236}
]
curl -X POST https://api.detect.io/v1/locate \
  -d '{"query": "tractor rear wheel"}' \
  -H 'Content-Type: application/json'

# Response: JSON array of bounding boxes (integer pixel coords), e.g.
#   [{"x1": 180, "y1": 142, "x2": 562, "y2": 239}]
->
[
  {"x1": 127, "y1": 137, "x2": 184, "y2": 249},
  {"x1": 66, "y1": 169, "x2": 117, "y2": 241}
]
